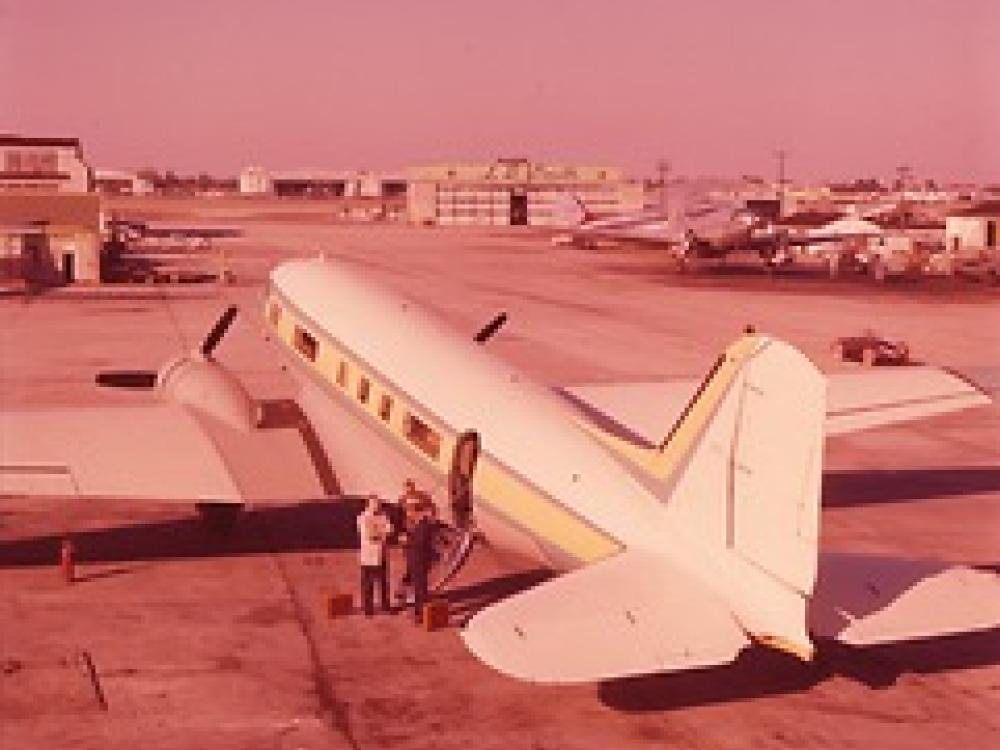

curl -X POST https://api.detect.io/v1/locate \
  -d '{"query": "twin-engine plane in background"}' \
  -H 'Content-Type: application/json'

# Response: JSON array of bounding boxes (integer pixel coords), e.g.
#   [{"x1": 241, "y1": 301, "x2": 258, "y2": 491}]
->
[
  {"x1": 2, "y1": 258, "x2": 998, "y2": 684},
  {"x1": 551, "y1": 191, "x2": 861, "y2": 270}
]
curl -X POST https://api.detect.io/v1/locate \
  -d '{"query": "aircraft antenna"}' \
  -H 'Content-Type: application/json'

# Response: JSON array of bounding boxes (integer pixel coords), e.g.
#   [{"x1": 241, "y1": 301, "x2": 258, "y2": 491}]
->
[{"x1": 474, "y1": 312, "x2": 508, "y2": 344}]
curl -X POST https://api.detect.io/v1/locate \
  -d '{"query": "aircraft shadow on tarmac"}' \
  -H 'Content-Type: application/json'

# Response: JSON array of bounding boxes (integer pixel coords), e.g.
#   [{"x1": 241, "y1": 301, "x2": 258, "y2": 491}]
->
[
  {"x1": 0, "y1": 498, "x2": 366, "y2": 568},
  {"x1": 443, "y1": 569, "x2": 553, "y2": 624},
  {"x1": 598, "y1": 627, "x2": 1000, "y2": 712},
  {"x1": 822, "y1": 466, "x2": 1000, "y2": 507}
]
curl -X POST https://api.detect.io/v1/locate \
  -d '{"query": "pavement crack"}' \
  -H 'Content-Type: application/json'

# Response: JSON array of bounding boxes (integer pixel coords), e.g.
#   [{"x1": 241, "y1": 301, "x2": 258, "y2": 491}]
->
[
  {"x1": 270, "y1": 552, "x2": 360, "y2": 750},
  {"x1": 79, "y1": 649, "x2": 109, "y2": 711}
]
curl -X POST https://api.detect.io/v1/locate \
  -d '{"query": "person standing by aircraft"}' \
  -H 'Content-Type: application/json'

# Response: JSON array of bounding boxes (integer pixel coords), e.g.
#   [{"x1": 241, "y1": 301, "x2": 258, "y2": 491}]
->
[
  {"x1": 356, "y1": 495, "x2": 392, "y2": 617},
  {"x1": 395, "y1": 478, "x2": 436, "y2": 595},
  {"x1": 398, "y1": 478, "x2": 435, "y2": 523},
  {"x1": 406, "y1": 507, "x2": 436, "y2": 625}
]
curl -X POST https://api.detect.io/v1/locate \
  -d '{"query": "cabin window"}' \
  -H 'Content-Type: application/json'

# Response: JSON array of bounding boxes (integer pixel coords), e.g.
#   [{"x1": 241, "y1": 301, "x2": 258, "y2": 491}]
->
[
  {"x1": 336, "y1": 360, "x2": 348, "y2": 388},
  {"x1": 378, "y1": 394, "x2": 392, "y2": 422},
  {"x1": 357, "y1": 377, "x2": 371, "y2": 404},
  {"x1": 268, "y1": 301, "x2": 282, "y2": 326},
  {"x1": 293, "y1": 326, "x2": 318, "y2": 362},
  {"x1": 405, "y1": 413, "x2": 441, "y2": 460}
]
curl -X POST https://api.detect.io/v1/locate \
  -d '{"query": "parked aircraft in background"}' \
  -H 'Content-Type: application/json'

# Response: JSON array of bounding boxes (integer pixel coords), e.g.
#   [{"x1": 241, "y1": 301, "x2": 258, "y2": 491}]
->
[
  {"x1": 551, "y1": 190, "x2": 856, "y2": 271},
  {"x1": 551, "y1": 190, "x2": 751, "y2": 256},
  {"x1": 2, "y1": 258, "x2": 998, "y2": 684}
]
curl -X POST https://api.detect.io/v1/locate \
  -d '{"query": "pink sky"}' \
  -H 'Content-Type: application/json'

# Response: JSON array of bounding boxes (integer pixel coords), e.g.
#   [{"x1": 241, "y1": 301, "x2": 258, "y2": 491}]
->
[{"x1": 3, "y1": 0, "x2": 998, "y2": 182}]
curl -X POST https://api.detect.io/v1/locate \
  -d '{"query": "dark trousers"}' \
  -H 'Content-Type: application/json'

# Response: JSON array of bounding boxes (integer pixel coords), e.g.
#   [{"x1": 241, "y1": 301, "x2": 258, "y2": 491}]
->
[
  {"x1": 411, "y1": 563, "x2": 429, "y2": 623},
  {"x1": 361, "y1": 563, "x2": 390, "y2": 616}
]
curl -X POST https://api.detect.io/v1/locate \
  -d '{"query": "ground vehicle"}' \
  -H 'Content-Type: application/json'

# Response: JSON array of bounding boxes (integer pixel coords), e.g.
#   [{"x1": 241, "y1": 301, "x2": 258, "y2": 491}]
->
[{"x1": 832, "y1": 333, "x2": 909, "y2": 366}]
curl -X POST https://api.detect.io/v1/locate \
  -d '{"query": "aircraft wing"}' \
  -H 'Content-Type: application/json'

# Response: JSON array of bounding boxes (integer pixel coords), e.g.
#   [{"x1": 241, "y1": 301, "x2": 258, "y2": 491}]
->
[
  {"x1": 810, "y1": 552, "x2": 1000, "y2": 645},
  {"x1": 0, "y1": 404, "x2": 327, "y2": 502},
  {"x1": 461, "y1": 549, "x2": 750, "y2": 683},
  {"x1": 559, "y1": 365, "x2": 991, "y2": 447}
]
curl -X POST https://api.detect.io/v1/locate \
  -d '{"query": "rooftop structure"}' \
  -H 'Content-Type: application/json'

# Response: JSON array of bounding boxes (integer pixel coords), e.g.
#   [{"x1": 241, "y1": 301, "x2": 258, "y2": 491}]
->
[{"x1": 0, "y1": 134, "x2": 92, "y2": 193}]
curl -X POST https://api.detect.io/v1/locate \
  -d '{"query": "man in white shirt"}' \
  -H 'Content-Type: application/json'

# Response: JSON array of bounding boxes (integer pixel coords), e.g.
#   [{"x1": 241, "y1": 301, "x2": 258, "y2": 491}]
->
[{"x1": 357, "y1": 495, "x2": 392, "y2": 617}]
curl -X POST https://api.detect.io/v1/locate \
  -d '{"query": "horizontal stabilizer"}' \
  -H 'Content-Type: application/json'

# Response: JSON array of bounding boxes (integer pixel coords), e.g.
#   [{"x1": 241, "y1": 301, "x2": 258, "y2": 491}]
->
[
  {"x1": 824, "y1": 367, "x2": 990, "y2": 436},
  {"x1": 810, "y1": 552, "x2": 1000, "y2": 645},
  {"x1": 560, "y1": 365, "x2": 990, "y2": 447},
  {"x1": 461, "y1": 550, "x2": 749, "y2": 684}
]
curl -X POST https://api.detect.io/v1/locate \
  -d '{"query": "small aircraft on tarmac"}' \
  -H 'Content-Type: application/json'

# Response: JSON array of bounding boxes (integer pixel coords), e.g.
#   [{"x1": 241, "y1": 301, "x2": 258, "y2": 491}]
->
[{"x1": 2, "y1": 258, "x2": 998, "y2": 683}]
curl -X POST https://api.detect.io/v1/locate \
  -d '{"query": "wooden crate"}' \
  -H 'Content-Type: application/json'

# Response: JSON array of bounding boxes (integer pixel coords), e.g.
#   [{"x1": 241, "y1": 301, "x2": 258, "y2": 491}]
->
[
  {"x1": 325, "y1": 593, "x2": 353, "y2": 618},
  {"x1": 422, "y1": 599, "x2": 449, "y2": 631}
]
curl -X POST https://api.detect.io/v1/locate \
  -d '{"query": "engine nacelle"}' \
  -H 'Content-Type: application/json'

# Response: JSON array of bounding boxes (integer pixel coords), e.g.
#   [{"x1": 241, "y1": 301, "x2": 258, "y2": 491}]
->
[{"x1": 156, "y1": 355, "x2": 259, "y2": 431}]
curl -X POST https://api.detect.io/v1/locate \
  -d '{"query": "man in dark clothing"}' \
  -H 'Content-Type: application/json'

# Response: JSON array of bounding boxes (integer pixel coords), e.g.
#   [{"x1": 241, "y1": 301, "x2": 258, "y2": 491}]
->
[{"x1": 406, "y1": 511, "x2": 436, "y2": 625}]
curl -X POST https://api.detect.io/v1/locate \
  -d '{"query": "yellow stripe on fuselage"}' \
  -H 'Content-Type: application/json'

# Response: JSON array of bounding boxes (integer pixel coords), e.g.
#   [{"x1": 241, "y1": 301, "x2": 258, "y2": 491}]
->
[
  {"x1": 574, "y1": 335, "x2": 762, "y2": 485},
  {"x1": 264, "y1": 289, "x2": 620, "y2": 565}
]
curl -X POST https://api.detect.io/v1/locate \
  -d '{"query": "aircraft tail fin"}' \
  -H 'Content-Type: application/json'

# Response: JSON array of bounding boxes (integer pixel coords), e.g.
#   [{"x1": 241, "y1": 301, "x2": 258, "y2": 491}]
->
[
  {"x1": 649, "y1": 335, "x2": 825, "y2": 656},
  {"x1": 550, "y1": 193, "x2": 591, "y2": 227}
]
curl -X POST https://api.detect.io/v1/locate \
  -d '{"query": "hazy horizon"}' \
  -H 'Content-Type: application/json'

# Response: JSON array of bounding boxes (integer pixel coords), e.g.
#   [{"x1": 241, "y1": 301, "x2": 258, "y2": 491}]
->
[{"x1": 3, "y1": 0, "x2": 998, "y2": 182}]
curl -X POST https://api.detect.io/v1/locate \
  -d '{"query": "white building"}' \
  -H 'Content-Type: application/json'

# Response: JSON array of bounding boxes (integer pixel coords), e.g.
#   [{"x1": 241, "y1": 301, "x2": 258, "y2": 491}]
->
[
  {"x1": 239, "y1": 166, "x2": 271, "y2": 194},
  {"x1": 94, "y1": 168, "x2": 153, "y2": 196},
  {"x1": 0, "y1": 135, "x2": 91, "y2": 193},
  {"x1": 0, "y1": 193, "x2": 102, "y2": 286},
  {"x1": 945, "y1": 201, "x2": 1000, "y2": 256}
]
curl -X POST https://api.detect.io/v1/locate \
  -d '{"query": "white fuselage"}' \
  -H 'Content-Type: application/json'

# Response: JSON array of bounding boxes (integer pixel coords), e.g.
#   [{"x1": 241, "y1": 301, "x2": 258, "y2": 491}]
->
[{"x1": 264, "y1": 259, "x2": 669, "y2": 571}]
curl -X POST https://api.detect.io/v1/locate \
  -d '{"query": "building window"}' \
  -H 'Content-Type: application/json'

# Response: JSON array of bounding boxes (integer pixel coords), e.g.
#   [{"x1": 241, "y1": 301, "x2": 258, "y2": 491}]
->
[
  {"x1": 336, "y1": 360, "x2": 348, "y2": 388},
  {"x1": 378, "y1": 394, "x2": 392, "y2": 422},
  {"x1": 357, "y1": 377, "x2": 370, "y2": 404},
  {"x1": 404, "y1": 413, "x2": 441, "y2": 460},
  {"x1": 293, "y1": 326, "x2": 318, "y2": 362},
  {"x1": 268, "y1": 301, "x2": 282, "y2": 326}
]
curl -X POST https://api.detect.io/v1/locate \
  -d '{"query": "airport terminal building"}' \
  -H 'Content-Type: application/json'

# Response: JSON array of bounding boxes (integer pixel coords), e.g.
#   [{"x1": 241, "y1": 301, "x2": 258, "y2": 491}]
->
[{"x1": 407, "y1": 158, "x2": 643, "y2": 226}]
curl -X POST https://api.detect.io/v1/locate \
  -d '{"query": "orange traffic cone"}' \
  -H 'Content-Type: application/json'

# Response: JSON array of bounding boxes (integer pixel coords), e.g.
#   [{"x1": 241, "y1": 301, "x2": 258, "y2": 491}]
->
[{"x1": 60, "y1": 538, "x2": 75, "y2": 584}]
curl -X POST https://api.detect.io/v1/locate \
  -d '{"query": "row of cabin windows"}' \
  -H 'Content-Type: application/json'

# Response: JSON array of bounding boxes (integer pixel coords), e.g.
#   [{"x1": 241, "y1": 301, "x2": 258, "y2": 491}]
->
[{"x1": 291, "y1": 320, "x2": 442, "y2": 461}]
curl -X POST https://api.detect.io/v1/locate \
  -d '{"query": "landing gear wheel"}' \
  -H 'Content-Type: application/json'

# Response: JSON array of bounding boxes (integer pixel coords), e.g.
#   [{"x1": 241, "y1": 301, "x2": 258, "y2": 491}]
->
[{"x1": 196, "y1": 503, "x2": 242, "y2": 534}]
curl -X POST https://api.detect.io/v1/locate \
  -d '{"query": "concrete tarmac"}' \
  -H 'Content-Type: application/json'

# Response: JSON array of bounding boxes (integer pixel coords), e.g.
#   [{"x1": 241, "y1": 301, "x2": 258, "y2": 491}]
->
[{"x1": 2, "y1": 217, "x2": 998, "y2": 749}]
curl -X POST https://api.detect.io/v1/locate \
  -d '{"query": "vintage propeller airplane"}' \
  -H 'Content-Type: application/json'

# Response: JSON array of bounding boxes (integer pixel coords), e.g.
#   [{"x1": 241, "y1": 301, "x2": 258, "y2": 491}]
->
[{"x1": 2, "y1": 257, "x2": 998, "y2": 683}]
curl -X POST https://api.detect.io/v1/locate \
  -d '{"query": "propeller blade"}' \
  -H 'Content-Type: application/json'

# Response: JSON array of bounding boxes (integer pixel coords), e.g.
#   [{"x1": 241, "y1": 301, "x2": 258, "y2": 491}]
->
[
  {"x1": 474, "y1": 312, "x2": 508, "y2": 344},
  {"x1": 201, "y1": 305, "x2": 238, "y2": 357},
  {"x1": 95, "y1": 370, "x2": 158, "y2": 389}
]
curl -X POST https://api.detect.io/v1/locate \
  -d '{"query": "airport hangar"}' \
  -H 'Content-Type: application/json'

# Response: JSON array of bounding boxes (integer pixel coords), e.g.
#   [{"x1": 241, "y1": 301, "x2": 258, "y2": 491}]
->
[
  {"x1": 240, "y1": 158, "x2": 645, "y2": 227},
  {"x1": 407, "y1": 158, "x2": 644, "y2": 226}
]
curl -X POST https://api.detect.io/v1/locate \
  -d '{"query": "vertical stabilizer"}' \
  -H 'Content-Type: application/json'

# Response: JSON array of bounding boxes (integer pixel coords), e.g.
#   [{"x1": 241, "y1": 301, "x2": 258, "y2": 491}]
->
[{"x1": 659, "y1": 336, "x2": 826, "y2": 656}]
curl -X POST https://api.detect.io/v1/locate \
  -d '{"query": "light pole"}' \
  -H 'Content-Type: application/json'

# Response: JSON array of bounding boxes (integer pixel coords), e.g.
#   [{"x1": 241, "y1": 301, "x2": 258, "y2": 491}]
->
[
  {"x1": 657, "y1": 159, "x2": 671, "y2": 214},
  {"x1": 775, "y1": 149, "x2": 787, "y2": 217}
]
